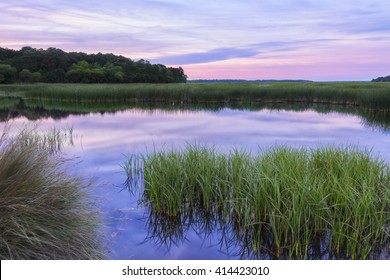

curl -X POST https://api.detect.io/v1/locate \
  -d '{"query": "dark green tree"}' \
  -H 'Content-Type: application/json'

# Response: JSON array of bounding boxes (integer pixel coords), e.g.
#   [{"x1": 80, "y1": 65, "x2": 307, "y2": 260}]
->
[
  {"x1": 19, "y1": 69, "x2": 42, "y2": 83},
  {"x1": 0, "y1": 46, "x2": 188, "y2": 84},
  {"x1": 372, "y1": 76, "x2": 390, "y2": 82},
  {"x1": 103, "y1": 63, "x2": 124, "y2": 83},
  {"x1": 0, "y1": 64, "x2": 17, "y2": 83},
  {"x1": 66, "y1": 61, "x2": 105, "y2": 83},
  {"x1": 19, "y1": 69, "x2": 33, "y2": 83}
]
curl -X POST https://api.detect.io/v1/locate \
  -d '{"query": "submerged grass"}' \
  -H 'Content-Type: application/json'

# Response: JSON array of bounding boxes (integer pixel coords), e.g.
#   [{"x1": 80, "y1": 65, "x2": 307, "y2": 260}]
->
[
  {"x1": 1, "y1": 82, "x2": 390, "y2": 111},
  {"x1": 127, "y1": 144, "x2": 390, "y2": 259},
  {"x1": 0, "y1": 128, "x2": 104, "y2": 259}
]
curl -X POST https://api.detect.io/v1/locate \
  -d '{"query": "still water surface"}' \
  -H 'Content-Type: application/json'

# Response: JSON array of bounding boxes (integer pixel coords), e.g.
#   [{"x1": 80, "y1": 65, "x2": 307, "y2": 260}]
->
[{"x1": 1, "y1": 108, "x2": 389, "y2": 259}]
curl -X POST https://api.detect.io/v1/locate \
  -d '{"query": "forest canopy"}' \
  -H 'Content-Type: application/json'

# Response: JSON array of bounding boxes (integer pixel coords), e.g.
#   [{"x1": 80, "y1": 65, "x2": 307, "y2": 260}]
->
[
  {"x1": 0, "y1": 46, "x2": 187, "y2": 84},
  {"x1": 372, "y1": 76, "x2": 390, "y2": 82}
]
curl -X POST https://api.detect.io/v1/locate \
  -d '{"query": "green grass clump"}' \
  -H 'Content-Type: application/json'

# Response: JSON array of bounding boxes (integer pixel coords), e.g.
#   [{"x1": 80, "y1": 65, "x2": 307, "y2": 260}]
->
[
  {"x1": 127, "y1": 145, "x2": 390, "y2": 259},
  {"x1": 0, "y1": 128, "x2": 104, "y2": 259}
]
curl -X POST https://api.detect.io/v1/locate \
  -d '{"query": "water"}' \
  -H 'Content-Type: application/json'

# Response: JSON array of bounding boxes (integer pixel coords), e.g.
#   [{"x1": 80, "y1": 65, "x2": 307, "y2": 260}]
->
[{"x1": 1, "y1": 107, "x2": 389, "y2": 259}]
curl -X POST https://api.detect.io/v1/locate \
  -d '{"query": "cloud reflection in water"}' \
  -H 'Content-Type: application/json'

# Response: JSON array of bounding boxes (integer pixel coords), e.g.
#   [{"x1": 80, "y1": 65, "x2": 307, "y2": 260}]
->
[{"x1": 1, "y1": 108, "x2": 389, "y2": 259}]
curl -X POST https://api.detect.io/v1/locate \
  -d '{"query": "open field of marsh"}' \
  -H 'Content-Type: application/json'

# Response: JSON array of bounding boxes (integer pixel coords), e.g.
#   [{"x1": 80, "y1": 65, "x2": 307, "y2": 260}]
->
[{"x1": 1, "y1": 82, "x2": 390, "y2": 110}]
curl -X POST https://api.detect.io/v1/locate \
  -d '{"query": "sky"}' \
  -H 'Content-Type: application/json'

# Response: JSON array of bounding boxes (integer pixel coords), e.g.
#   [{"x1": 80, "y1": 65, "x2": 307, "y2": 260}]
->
[{"x1": 1, "y1": 0, "x2": 390, "y2": 81}]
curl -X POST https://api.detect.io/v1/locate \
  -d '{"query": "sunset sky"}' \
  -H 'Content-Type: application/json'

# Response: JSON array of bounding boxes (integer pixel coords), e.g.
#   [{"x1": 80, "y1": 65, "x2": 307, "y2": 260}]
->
[{"x1": 1, "y1": 0, "x2": 390, "y2": 81}]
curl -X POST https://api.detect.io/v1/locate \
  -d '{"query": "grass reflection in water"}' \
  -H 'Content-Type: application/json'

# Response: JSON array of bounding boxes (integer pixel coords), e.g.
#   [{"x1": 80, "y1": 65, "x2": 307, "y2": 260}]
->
[{"x1": 125, "y1": 144, "x2": 390, "y2": 259}]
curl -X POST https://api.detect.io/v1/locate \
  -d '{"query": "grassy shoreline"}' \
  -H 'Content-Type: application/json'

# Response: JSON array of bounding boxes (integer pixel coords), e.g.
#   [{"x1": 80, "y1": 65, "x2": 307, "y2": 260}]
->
[
  {"x1": 126, "y1": 145, "x2": 390, "y2": 259},
  {"x1": 0, "y1": 128, "x2": 104, "y2": 259},
  {"x1": 1, "y1": 94, "x2": 390, "y2": 132},
  {"x1": 1, "y1": 82, "x2": 390, "y2": 111}
]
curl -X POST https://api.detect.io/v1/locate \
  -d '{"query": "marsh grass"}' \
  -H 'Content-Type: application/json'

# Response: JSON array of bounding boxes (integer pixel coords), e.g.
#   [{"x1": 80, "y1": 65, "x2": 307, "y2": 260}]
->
[
  {"x1": 2, "y1": 95, "x2": 390, "y2": 133},
  {"x1": 122, "y1": 154, "x2": 144, "y2": 193},
  {"x1": 0, "y1": 128, "x2": 104, "y2": 259},
  {"x1": 2, "y1": 84, "x2": 389, "y2": 131},
  {"x1": 127, "y1": 145, "x2": 390, "y2": 259},
  {"x1": 0, "y1": 97, "x2": 20, "y2": 109},
  {"x1": 2, "y1": 82, "x2": 390, "y2": 111}
]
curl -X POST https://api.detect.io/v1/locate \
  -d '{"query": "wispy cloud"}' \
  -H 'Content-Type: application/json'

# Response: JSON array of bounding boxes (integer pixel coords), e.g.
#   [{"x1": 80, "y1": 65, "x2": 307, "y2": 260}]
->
[
  {"x1": 157, "y1": 47, "x2": 258, "y2": 65},
  {"x1": 156, "y1": 39, "x2": 342, "y2": 65}
]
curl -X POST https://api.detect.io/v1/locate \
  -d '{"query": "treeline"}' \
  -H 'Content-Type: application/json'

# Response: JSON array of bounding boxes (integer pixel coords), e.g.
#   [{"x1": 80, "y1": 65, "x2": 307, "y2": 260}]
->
[
  {"x1": 0, "y1": 46, "x2": 187, "y2": 84},
  {"x1": 372, "y1": 76, "x2": 390, "y2": 82}
]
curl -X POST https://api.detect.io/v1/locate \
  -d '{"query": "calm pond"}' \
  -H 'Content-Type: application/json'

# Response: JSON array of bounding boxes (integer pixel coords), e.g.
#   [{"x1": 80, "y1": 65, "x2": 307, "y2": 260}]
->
[{"x1": 1, "y1": 106, "x2": 390, "y2": 259}]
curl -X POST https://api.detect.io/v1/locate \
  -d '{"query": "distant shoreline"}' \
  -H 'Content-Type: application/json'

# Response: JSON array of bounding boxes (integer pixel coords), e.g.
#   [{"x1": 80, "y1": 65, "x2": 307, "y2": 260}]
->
[{"x1": 188, "y1": 79, "x2": 313, "y2": 83}]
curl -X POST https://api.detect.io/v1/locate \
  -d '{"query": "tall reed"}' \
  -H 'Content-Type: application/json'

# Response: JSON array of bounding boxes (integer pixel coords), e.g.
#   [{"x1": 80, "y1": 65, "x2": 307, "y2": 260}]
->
[
  {"x1": 127, "y1": 144, "x2": 390, "y2": 259},
  {"x1": 2, "y1": 82, "x2": 390, "y2": 110},
  {"x1": 0, "y1": 128, "x2": 104, "y2": 259}
]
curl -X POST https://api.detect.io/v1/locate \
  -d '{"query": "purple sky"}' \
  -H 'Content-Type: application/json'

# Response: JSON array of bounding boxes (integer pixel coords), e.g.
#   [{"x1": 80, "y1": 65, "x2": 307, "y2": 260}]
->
[{"x1": 1, "y1": 0, "x2": 390, "y2": 80}]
